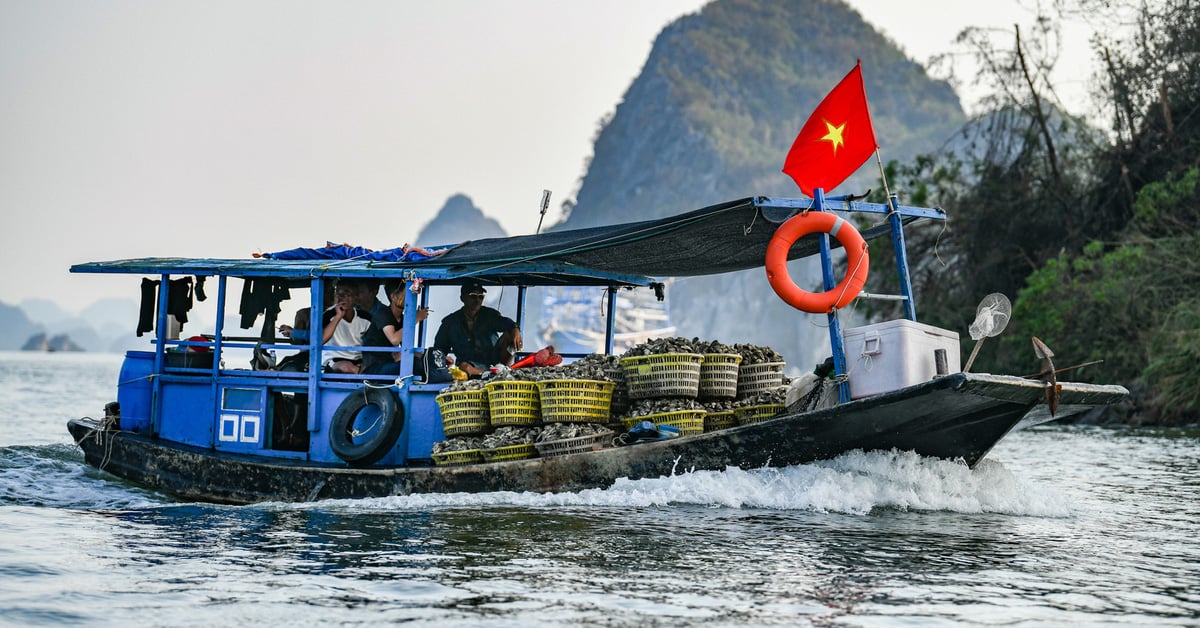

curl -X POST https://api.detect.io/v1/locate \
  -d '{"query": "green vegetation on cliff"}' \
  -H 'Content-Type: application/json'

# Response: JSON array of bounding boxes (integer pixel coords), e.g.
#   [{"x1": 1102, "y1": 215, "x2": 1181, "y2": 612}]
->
[{"x1": 865, "y1": 0, "x2": 1199, "y2": 423}]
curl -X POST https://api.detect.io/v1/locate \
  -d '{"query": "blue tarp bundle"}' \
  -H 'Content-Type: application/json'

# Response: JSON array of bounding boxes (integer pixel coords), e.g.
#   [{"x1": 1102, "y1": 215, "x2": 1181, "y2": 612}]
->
[{"x1": 259, "y1": 242, "x2": 449, "y2": 262}]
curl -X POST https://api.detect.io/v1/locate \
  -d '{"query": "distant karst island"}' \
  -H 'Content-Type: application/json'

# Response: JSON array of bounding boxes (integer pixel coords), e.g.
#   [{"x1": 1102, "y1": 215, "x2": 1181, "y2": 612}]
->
[{"x1": 21, "y1": 332, "x2": 84, "y2": 352}]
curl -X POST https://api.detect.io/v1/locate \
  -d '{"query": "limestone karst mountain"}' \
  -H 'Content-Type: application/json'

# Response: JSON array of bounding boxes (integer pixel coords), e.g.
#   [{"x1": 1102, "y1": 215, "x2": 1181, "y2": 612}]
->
[
  {"x1": 556, "y1": 0, "x2": 966, "y2": 366},
  {"x1": 414, "y1": 194, "x2": 508, "y2": 248}
]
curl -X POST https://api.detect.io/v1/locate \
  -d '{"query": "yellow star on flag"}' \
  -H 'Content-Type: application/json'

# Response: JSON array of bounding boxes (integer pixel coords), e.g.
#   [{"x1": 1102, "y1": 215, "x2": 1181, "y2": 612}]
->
[{"x1": 819, "y1": 119, "x2": 846, "y2": 155}]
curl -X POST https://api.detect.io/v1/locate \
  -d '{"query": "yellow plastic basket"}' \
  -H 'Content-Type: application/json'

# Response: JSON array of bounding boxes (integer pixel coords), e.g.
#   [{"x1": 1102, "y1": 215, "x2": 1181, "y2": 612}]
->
[
  {"x1": 481, "y1": 443, "x2": 538, "y2": 463},
  {"x1": 436, "y1": 389, "x2": 490, "y2": 436},
  {"x1": 534, "y1": 432, "x2": 614, "y2": 458},
  {"x1": 620, "y1": 409, "x2": 706, "y2": 436},
  {"x1": 619, "y1": 353, "x2": 703, "y2": 399},
  {"x1": 737, "y1": 362, "x2": 786, "y2": 397},
  {"x1": 432, "y1": 449, "x2": 484, "y2": 466},
  {"x1": 736, "y1": 404, "x2": 785, "y2": 426},
  {"x1": 703, "y1": 410, "x2": 739, "y2": 432},
  {"x1": 537, "y1": 379, "x2": 615, "y2": 424},
  {"x1": 484, "y1": 380, "x2": 541, "y2": 427},
  {"x1": 699, "y1": 353, "x2": 743, "y2": 399}
]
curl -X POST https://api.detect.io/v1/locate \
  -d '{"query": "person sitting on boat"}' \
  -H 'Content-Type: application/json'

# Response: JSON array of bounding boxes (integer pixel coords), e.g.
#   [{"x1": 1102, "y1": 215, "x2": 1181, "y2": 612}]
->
[
  {"x1": 362, "y1": 279, "x2": 430, "y2": 376},
  {"x1": 320, "y1": 281, "x2": 372, "y2": 374},
  {"x1": 353, "y1": 278, "x2": 388, "y2": 319},
  {"x1": 432, "y1": 279, "x2": 522, "y2": 377},
  {"x1": 276, "y1": 279, "x2": 335, "y2": 371}
]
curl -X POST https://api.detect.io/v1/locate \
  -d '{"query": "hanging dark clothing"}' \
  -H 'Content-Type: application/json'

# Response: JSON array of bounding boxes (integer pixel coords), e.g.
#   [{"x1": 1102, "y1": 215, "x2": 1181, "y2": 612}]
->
[
  {"x1": 137, "y1": 278, "x2": 160, "y2": 337},
  {"x1": 238, "y1": 279, "x2": 291, "y2": 330},
  {"x1": 137, "y1": 277, "x2": 195, "y2": 336},
  {"x1": 167, "y1": 277, "x2": 194, "y2": 325}
]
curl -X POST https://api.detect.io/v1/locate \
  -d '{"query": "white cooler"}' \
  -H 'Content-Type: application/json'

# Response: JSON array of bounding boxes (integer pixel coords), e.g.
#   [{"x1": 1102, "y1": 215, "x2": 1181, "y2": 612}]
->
[{"x1": 842, "y1": 319, "x2": 961, "y2": 399}]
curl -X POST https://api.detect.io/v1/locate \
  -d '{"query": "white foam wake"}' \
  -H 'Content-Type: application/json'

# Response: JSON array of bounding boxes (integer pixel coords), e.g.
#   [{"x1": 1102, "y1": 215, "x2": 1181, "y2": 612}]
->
[{"x1": 305, "y1": 450, "x2": 1074, "y2": 517}]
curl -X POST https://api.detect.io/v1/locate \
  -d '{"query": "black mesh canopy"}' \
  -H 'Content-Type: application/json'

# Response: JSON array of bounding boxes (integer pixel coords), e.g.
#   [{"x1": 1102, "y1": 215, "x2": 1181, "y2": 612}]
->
[
  {"x1": 410, "y1": 197, "x2": 898, "y2": 278},
  {"x1": 72, "y1": 197, "x2": 904, "y2": 285}
]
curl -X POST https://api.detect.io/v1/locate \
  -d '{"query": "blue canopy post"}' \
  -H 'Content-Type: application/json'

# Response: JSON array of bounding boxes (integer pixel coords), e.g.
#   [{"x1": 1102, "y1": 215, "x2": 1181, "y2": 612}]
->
[
  {"x1": 395, "y1": 276, "x2": 421, "y2": 463},
  {"x1": 417, "y1": 279, "x2": 431, "y2": 347},
  {"x1": 306, "y1": 277, "x2": 325, "y2": 432},
  {"x1": 515, "y1": 286, "x2": 528, "y2": 332},
  {"x1": 604, "y1": 287, "x2": 618, "y2": 355},
  {"x1": 211, "y1": 276, "x2": 226, "y2": 376},
  {"x1": 209, "y1": 275, "x2": 227, "y2": 430},
  {"x1": 888, "y1": 193, "x2": 917, "y2": 321},
  {"x1": 151, "y1": 273, "x2": 170, "y2": 434},
  {"x1": 811, "y1": 189, "x2": 852, "y2": 403},
  {"x1": 400, "y1": 274, "x2": 421, "y2": 379}
]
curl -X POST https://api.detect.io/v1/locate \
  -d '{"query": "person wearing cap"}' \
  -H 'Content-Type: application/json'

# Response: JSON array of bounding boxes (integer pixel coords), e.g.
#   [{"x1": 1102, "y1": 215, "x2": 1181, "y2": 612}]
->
[{"x1": 432, "y1": 280, "x2": 522, "y2": 377}]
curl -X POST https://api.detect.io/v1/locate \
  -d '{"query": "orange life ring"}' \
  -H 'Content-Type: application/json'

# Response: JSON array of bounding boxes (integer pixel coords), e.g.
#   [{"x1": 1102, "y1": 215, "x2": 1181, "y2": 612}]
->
[{"x1": 765, "y1": 212, "x2": 870, "y2": 313}]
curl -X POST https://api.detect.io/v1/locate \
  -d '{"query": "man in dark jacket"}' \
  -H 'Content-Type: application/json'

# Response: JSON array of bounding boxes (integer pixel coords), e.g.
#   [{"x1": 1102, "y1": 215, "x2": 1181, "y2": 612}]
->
[{"x1": 432, "y1": 280, "x2": 522, "y2": 376}]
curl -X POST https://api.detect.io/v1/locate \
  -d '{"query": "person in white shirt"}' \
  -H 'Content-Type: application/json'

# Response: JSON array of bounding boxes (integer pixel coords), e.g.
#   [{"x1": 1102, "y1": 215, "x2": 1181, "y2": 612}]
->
[{"x1": 321, "y1": 281, "x2": 372, "y2": 374}]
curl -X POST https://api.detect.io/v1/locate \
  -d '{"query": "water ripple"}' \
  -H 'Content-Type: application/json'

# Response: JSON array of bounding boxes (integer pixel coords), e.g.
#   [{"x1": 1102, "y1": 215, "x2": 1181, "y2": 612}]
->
[{"x1": 2, "y1": 353, "x2": 1199, "y2": 625}]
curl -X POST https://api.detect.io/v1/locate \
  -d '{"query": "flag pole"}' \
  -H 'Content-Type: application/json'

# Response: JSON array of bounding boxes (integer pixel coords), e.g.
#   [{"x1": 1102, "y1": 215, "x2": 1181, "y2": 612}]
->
[
  {"x1": 873, "y1": 148, "x2": 894, "y2": 202},
  {"x1": 872, "y1": 147, "x2": 917, "y2": 320}
]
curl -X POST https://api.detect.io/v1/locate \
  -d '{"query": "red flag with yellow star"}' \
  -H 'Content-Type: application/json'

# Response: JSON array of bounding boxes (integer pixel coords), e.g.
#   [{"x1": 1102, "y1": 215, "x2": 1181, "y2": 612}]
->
[{"x1": 782, "y1": 61, "x2": 877, "y2": 196}]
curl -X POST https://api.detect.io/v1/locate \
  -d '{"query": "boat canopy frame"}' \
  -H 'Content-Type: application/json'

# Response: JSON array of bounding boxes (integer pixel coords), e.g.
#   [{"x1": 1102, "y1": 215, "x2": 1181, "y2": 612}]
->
[{"x1": 71, "y1": 194, "x2": 945, "y2": 438}]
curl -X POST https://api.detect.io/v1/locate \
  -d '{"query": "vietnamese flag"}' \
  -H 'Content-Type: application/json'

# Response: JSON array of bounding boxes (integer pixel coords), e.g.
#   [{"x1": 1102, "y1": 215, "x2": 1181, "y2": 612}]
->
[{"x1": 782, "y1": 61, "x2": 878, "y2": 196}]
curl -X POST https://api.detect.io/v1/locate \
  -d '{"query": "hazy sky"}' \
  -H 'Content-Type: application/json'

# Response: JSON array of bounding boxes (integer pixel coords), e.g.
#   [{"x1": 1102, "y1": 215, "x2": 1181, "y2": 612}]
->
[{"x1": 1, "y1": 0, "x2": 1101, "y2": 310}]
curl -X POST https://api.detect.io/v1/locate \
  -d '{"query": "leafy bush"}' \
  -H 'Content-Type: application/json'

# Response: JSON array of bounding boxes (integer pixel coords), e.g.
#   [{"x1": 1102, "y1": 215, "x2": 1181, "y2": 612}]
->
[
  {"x1": 999, "y1": 242, "x2": 1157, "y2": 382},
  {"x1": 1132, "y1": 168, "x2": 1200, "y2": 237},
  {"x1": 1144, "y1": 299, "x2": 1200, "y2": 423},
  {"x1": 993, "y1": 167, "x2": 1200, "y2": 422}
]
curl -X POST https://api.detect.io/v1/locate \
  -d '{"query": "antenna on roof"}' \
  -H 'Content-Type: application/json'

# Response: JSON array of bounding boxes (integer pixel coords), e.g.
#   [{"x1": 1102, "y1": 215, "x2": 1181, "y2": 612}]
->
[{"x1": 535, "y1": 189, "x2": 551, "y2": 234}]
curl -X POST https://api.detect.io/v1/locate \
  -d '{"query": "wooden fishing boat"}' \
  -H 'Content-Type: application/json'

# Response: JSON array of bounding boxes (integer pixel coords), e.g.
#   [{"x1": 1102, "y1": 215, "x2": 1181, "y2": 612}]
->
[{"x1": 67, "y1": 195, "x2": 1127, "y2": 504}]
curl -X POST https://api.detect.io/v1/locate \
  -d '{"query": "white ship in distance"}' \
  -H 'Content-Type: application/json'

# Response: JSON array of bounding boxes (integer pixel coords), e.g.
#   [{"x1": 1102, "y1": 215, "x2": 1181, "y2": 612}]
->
[{"x1": 538, "y1": 285, "x2": 675, "y2": 355}]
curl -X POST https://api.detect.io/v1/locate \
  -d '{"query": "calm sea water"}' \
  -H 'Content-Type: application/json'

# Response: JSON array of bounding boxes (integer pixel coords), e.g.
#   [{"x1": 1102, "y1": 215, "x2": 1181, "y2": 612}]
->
[{"x1": 1, "y1": 351, "x2": 1198, "y2": 626}]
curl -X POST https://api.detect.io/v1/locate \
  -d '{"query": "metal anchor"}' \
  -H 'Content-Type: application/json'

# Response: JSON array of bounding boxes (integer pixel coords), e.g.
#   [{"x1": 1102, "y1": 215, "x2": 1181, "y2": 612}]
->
[{"x1": 1031, "y1": 336, "x2": 1063, "y2": 416}]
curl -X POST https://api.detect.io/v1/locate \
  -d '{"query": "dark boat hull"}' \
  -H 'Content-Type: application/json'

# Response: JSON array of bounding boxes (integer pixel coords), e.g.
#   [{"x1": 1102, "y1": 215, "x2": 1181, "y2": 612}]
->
[{"x1": 68, "y1": 373, "x2": 1127, "y2": 505}]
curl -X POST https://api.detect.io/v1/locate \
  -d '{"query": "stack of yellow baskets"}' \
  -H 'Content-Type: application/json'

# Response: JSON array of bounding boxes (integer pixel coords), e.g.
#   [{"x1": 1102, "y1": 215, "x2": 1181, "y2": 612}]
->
[
  {"x1": 733, "y1": 360, "x2": 787, "y2": 427},
  {"x1": 534, "y1": 379, "x2": 616, "y2": 457},
  {"x1": 435, "y1": 388, "x2": 490, "y2": 437},
  {"x1": 477, "y1": 380, "x2": 541, "y2": 462},
  {"x1": 433, "y1": 388, "x2": 490, "y2": 466},
  {"x1": 618, "y1": 352, "x2": 706, "y2": 436},
  {"x1": 435, "y1": 381, "x2": 543, "y2": 465}
]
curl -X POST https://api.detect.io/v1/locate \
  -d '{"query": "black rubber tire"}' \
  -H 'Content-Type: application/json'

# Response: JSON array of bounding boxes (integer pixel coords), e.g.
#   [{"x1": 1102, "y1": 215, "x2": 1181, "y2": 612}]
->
[{"x1": 329, "y1": 387, "x2": 404, "y2": 467}]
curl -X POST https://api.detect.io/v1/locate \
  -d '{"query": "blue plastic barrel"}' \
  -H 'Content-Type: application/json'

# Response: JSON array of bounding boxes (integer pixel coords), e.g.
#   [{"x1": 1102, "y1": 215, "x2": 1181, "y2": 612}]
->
[{"x1": 117, "y1": 351, "x2": 155, "y2": 433}]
